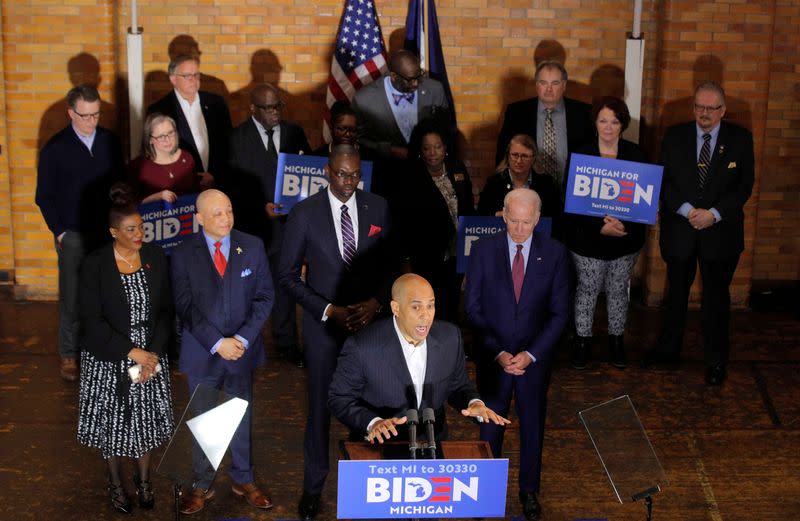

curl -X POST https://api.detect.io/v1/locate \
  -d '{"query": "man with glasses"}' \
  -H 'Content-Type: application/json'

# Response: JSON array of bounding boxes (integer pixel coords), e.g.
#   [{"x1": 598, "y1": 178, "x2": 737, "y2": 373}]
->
[
  {"x1": 36, "y1": 84, "x2": 124, "y2": 381},
  {"x1": 645, "y1": 81, "x2": 754, "y2": 386},
  {"x1": 228, "y1": 83, "x2": 310, "y2": 366},
  {"x1": 148, "y1": 54, "x2": 232, "y2": 190},
  {"x1": 279, "y1": 145, "x2": 394, "y2": 520},
  {"x1": 495, "y1": 60, "x2": 593, "y2": 190}
]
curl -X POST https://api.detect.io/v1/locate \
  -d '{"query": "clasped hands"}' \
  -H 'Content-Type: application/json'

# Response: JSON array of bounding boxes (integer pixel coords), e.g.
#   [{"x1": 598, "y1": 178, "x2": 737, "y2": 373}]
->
[
  {"x1": 216, "y1": 337, "x2": 246, "y2": 361},
  {"x1": 367, "y1": 403, "x2": 510, "y2": 444},
  {"x1": 496, "y1": 351, "x2": 533, "y2": 375},
  {"x1": 600, "y1": 216, "x2": 627, "y2": 237},
  {"x1": 127, "y1": 347, "x2": 159, "y2": 383},
  {"x1": 687, "y1": 208, "x2": 715, "y2": 230},
  {"x1": 327, "y1": 298, "x2": 381, "y2": 333}
]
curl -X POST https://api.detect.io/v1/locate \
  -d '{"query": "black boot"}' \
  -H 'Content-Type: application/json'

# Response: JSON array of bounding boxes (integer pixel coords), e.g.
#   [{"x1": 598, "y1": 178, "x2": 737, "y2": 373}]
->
[
  {"x1": 108, "y1": 480, "x2": 133, "y2": 514},
  {"x1": 609, "y1": 334, "x2": 627, "y2": 369},
  {"x1": 134, "y1": 475, "x2": 154, "y2": 509},
  {"x1": 570, "y1": 336, "x2": 591, "y2": 369}
]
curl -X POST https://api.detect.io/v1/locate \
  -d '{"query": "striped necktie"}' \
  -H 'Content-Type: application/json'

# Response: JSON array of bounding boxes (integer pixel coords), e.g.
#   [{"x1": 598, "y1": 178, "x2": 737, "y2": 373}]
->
[
  {"x1": 340, "y1": 205, "x2": 356, "y2": 267},
  {"x1": 697, "y1": 133, "x2": 712, "y2": 190}
]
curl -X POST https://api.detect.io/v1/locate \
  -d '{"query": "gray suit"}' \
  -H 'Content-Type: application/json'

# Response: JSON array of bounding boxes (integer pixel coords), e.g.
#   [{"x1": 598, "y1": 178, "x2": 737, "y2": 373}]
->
[{"x1": 352, "y1": 76, "x2": 449, "y2": 158}]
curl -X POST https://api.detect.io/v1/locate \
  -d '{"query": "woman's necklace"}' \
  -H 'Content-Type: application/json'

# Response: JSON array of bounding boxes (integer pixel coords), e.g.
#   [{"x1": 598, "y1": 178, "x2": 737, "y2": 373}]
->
[{"x1": 113, "y1": 246, "x2": 136, "y2": 269}]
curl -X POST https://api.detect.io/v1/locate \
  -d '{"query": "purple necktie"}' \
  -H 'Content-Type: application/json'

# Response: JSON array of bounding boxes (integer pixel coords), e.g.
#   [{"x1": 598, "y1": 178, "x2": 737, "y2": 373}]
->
[
  {"x1": 512, "y1": 244, "x2": 524, "y2": 303},
  {"x1": 341, "y1": 205, "x2": 356, "y2": 267}
]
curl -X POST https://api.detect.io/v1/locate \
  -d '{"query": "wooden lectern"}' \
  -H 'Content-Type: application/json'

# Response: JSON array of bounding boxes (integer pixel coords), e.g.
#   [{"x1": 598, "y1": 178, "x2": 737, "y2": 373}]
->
[{"x1": 341, "y1": 440, "x2": 493, "y2": 461}]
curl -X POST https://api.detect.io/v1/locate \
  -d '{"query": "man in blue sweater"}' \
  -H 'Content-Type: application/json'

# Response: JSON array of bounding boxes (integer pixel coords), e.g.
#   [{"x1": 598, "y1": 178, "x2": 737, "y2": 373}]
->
[{"x1": 35, "y1": 84, "x2": 124, "y2": 382}]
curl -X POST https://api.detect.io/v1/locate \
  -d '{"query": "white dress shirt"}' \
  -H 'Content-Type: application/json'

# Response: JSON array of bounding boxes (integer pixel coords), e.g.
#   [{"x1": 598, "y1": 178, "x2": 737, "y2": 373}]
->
[
  {"x1": 175, "y1": 90, "x2": 210, "y2": 171},
  {"x1": 326, "y1": 186, "x2": 359, "y2": 258},
  {"x1": 252, "y1": 116, "x2": 281, "y2": 153}
]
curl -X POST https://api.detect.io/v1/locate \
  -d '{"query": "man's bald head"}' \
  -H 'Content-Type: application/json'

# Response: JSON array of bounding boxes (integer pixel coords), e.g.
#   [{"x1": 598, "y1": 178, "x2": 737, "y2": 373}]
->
[
  {"x1": 391, "y1": 274, "x2": 436, "y2": 345},
  {"x1": 196, "y1": 189, "x2": 234, "y2": 241},
  {"x1": 196, "y1": 189, "x2": 230, "y2": 214},
  {"x1": 391, "y1": 273, "x2": 432, "y2": 303}
]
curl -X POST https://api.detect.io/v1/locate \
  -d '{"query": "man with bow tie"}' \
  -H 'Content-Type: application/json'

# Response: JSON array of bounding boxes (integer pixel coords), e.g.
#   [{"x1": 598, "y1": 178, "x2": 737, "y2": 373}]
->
[
  {"x1": 465, "y1": 188, "x2": 570, "y2": 521},
  {"x1": 171, "y1": 189, "x2": 274, "y2": 515},
  {"x1": 279, "y1": 144, "x2": 395, "y2": 520}
]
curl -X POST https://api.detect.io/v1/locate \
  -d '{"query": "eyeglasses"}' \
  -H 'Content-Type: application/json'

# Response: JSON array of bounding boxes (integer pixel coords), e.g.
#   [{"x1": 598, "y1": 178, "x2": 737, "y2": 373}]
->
[
  {"x1": 394, "y1": 70, "x2": 425, "y2": 83},
  {"x1": 694, "y1": 103, "x2": 723, "y2": 113},
  {"x1": 331, "y1": 170, "x2": 361, "y2": 180},
  {"x1": 254, "y1": 102, "x2": 284, "y2": 112},
  {"x1": 509, "y1": 152, "x2": 534, "y2": 161},
  {"x1": 536, "y1": 79, "x2": 564, "y2": 88},
  {"x1": 334, "y1": 125, "x2": 358, "y2": 135},
  {"x1": 72, "y1": 110, "x2": 101, "y2": 121},
  {"x1": 151, "y1": 130, "x2": 176, "y2": 142},
  {"x1": 173, "y1": 72, "x2": 201, "y2": 80}
]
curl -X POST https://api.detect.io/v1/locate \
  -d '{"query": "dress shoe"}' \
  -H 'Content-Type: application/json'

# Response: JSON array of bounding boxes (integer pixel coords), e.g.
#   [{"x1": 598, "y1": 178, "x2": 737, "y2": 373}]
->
[
  {"x1": 705, "y1": 365, "x2": 727, "y2": 386},
  {"x1": 609, "y1": 335, "x2": 627, "y2": 369},
  {"x1": 60, "y1": 357, "x2": 78, "y2": 382},
  {"x1": 570, "y1": 336, "x2": 591, "y2": 369},
  {"x1": 108, "y1": 481, "x2": 133, "y2": 514},
  {"x1": 232, "y1": 482, "x2": 273, "y2": 509},
  {"x1": 519, "y1": 490, "x2": 542, "y2": 521},
  {"x1": 179, "y1": 487, "x2": 215, "y2": 515},
  {"x1": 298, "y1": 492, "x2": 321, "y2": 520},
  {"x1": 641, "y1": 348, "x2": 680, "y2": 369},
  {"x1": 133, "y1": 475, "x2": 154, "y2": 509}
]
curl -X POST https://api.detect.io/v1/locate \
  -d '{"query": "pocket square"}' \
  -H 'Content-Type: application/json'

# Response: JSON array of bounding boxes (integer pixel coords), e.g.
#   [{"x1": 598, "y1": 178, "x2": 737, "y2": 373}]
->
[
  {"x1": 240, "y1": 268, "x2": 252, "y2": 278},
  {"x1": 728, "y1": 161, "x2": 737, "y2": 168},
  {"x1": 368, "y1": 224, "x2": 382, "y2": 237}
]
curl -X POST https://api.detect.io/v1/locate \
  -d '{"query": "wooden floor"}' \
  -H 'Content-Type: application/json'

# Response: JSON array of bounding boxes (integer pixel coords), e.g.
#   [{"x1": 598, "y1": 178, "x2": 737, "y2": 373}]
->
[{"x1": 1, "y1": 291, "x2": 798, "y2": 521}]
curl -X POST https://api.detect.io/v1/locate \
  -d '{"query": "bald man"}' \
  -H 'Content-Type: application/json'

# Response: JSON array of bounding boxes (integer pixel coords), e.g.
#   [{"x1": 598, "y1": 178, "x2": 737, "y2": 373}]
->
[
  {"x1": 329, "y1": 274, "x2": 508, "y2": 447},
  {"x1": 171, "y1": 189, "x2": 275, "y2": 515}
]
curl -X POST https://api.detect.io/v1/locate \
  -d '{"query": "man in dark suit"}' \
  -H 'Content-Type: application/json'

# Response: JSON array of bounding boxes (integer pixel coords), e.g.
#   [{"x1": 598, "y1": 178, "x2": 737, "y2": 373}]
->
[
  {"x1": 171, "y1": 189, "x2": 274, "y2": 515},
  {"x1": 645, "y1": 81, "x2": 755, "y2": 386},
  {"x1": 229, "y1": 83, "x2": 311, "y2": 366},
  {"x1": 465, "y1": 188, "x2": 570, "y2": 521},
  {"x1": 279, "y1": 144, "x2": 395, "y2": 520},
  {"x1": 147, "y1": 54, "x2": 232, "y2": 190},
  {"x1": 495, "y1": 60, "x2": 592, "y2": 189},
  {"x1": 35, "y1": 84, "x2": 124, "y2": 382},
  {"x1": 329, "y1": 273, "x2": 509, "y2": 444}
]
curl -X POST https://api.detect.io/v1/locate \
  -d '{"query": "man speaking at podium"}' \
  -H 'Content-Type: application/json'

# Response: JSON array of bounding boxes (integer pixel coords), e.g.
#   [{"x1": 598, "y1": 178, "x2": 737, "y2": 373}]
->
[{"x1": 329, "y1": 273, "x2": 509, "y2": 445}]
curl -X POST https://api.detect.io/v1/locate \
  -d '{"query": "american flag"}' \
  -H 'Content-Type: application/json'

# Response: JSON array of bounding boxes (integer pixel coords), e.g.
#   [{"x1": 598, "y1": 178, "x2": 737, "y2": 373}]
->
[{"x1": 323, "y1": 0, "x2": 388, "y2": 142}]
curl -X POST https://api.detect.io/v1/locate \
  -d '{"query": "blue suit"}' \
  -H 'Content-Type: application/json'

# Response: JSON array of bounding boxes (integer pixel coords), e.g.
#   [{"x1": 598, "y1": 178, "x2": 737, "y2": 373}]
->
[
  {"x1": 279, "y1": 188, "x2": 393, "y2": 495},
  {"x1": 171, "y1": 229, "x2": 273, "y2": 488},
  {"x1": 465, "y1": 231, "x2": 569, "y2": 494}
]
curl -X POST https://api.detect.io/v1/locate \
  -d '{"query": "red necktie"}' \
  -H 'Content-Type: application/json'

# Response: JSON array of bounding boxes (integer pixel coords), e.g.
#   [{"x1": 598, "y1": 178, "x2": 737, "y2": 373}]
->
[
  {"x1": 512, "y1": 244, "x2": 524, "y2": 303},
  {"x1": 214, "y1": 241, "x2": 226, "y2": 277}
]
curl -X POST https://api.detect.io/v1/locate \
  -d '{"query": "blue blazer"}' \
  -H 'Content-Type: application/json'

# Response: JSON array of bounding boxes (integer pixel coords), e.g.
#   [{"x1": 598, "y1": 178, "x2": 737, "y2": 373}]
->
[
  {"x1": 279, "y1": 189, "x2": 393, "y2": 322},
  {"x1": 171, "y1": 229, "x2": 274, "y2": 376},
  {"x1": 465, "y1": 231, "x2": 570, "y2": 362}
]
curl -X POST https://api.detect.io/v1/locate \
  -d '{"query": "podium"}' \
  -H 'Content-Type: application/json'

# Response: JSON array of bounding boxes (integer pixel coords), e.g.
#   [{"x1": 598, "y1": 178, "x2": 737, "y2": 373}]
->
[{"x1": 341, "y1": 440, "x2": 493, "y2": 460}]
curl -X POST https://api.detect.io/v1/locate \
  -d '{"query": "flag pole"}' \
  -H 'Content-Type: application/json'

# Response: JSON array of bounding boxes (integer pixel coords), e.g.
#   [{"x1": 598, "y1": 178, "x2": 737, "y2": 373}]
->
[{"x1": 422, "y1": 0, "x2": 429, "y2": 70}]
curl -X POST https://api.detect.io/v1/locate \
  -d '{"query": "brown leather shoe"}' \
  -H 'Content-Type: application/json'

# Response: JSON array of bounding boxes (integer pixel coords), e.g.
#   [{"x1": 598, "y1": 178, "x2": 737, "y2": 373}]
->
[
  {"x1": 179, "y1": 487, "x2": 215, "y2": 515},
  {"x1": 232, "y1": 482, "x2": 273, "y2": 509},
  {"x1": 60, "y1": 358, "x2": 78, "y2": 382}
]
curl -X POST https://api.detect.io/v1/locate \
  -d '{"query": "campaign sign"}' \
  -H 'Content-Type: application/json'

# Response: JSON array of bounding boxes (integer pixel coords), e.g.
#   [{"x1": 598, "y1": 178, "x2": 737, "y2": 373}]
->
[
  {"x1": 456, "y1": 216, "x2": 552, "y2": 273},
  {"x1": 138, "y1": 193, "x2": 199, "y2": 252},
  {"x1": 564, "y1": 153, "x2": 663, "y2": 224},
  {"x1": 274, "y1": 153, "x2": 373, "y2": 214},
  {"x1": 337, "y1": 458, "x2": 509, "y2": 519}
]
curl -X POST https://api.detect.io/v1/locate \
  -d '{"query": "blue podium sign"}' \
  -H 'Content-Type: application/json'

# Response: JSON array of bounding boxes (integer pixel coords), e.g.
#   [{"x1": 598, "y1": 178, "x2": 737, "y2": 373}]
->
[
  {"x1": 564, "y1": 153, "x2": 663, "y2": 224},
  {"x1": 456, "y1": 216, "x2": 552, "y2": 273},
  {"x1": 274, "y1": 153, "x2": 373, "y2": 214},
  {"x1": 138, "y1": 193, "x2": 199, "y2": 252},
  {"x1": 337, "y1": 458, "x2": 509, "y2": 519}
]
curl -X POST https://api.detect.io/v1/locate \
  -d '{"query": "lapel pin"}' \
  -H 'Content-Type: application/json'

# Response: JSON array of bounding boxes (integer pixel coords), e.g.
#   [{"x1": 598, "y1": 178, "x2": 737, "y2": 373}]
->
[
  {"x1": 536, "y1": 257, "x2": 542, "y2": 261},
  {"x1": 719, "y1": 145, "x2": 725, "y2": 155},
  {"x1": 236, "y1": 246, "x2": 243, "y2": 254}
]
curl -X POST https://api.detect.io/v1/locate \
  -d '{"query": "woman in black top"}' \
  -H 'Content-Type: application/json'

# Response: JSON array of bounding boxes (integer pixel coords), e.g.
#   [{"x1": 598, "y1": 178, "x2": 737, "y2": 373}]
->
[
  {"x1": 397, "y1": 120, "x2": 474, "y2": 322},
  {"x1": 565, "y1": 97, "x2": 647, "y2": 370}
]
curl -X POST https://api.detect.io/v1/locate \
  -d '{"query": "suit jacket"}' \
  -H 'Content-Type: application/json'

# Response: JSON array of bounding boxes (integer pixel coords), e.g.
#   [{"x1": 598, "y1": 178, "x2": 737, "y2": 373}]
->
[
  {"x1": 465, "y1": 231, "x2": 570, "y2": 363},
  {"x1": 79, "y1": 243, "x2": 173, "y2": 361},
  {"x1": 228, "y1": 118, "x2": 311, "y2": 251},
  {"x1": 279, "y1": 189, "x2": 394, "y2": 322},
  {"x1": 147, "y1": 90, "x2": 232, "y2": 180},
  {"x1": 171, "y1": 229, "x2": 274, "y2": 377},
  {"x1": 328, "y1": 318, "x2": 479, "y2": 438},
  {"x1": 352, "y1": 77, "x2": 450, "y2": 158},
  {"x1": 659, "y1": 121, "x2": 754, "y2": 260},
  {"x1": 495, "y1": 96, "x2": 593, "y2": 166}
]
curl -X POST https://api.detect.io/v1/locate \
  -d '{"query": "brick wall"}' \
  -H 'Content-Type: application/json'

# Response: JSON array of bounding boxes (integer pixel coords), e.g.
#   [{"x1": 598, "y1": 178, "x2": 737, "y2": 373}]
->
[
  {"x1": 0, "y1": 2, "x2": 13, "y2": 281},
  {"x1": 2, "y1": 0, "x2": 798, "y2": 301}
]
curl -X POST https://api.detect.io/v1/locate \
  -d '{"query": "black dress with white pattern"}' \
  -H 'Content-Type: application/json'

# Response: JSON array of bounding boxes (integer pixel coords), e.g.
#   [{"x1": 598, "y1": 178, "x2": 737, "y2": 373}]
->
[{"x1": 77, "y1": 269, "x2": 174, "y2": 459}]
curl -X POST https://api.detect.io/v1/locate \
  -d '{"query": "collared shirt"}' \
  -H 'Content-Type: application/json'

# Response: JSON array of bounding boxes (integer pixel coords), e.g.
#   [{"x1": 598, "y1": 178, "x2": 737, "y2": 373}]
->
[
  {"x1": 252, "y1": 116, "x2": 281, "y2": 154},
  {"x1": 536, "y1": 99, "x2": 568, "y2": 184},
  {"x1": 327, "y1": 186, "x2": 360, "y2": 258},
  {"x1": 71, "y1": 123, "x2": 96, "y2": 152},
  {"x1": 384, "y1": 76, "x2": 418, "y2": 144},
  {"x1": 676, "y1": 123, "x2": 722, "y2": 222},
  {"x1": 175, "y1": 89, "x2": 210, "y2": 171},
  {"x1": 393, "y1": 316, "x2": 427, "y2": 409},
  {"x1": 202, "y1": 230, "x2": 249, "y2": 353},
  {"x1": 498, "y1": 232, "x2": 536, "y2": 363}
]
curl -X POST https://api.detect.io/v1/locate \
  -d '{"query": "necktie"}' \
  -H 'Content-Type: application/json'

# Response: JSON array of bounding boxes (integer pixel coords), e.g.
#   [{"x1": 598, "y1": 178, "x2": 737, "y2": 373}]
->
[
  {"x1": 213, "y1": 241, "x2": 226, "y2": 277},
  {"x1": 340, "y1": 205, "x2": 356, "y2": 267},
  {"x1": 541, "y1": 108, "x2": 558, "y2": 183},
  {"x1": 697, "y1": 133, "x2": 712, "y2": 190},
  {"x1": 392, "y1": 92, "x2": 415, "y2": 106},
  {"x1": 512, "y1": 244, "x2": 524, "y2": 303},
  {"x1": 266, "y1": 128, "x2": 278, "y2": 160}
]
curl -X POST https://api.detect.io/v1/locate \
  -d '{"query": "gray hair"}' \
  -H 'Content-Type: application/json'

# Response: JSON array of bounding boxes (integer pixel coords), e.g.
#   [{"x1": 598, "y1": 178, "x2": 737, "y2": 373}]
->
[
  {"x1": 503, "y1": 188, "x2": 542, "y2": 213},
  {"x1": 694, "y1": 81, "x2": 726, "y2": 105},
  {"x1": 168, "y1": 54, "x2": 199, "y2": 75},
  {"x1": 534, "y1": 60, "x2": 568, "y2": 83}
]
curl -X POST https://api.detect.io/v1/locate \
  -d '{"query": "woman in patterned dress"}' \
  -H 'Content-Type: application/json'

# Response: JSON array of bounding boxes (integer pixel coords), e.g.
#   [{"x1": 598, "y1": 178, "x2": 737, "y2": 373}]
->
[{"x1": 77, "y1": 189, "x2": 174, "y2": 513}]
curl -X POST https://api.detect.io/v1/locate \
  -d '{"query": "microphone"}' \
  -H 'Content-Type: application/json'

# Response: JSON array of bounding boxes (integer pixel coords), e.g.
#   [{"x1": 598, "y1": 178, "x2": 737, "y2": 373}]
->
[
  {"x1": 422, "y1": 408, "x2": 436, "y2": 460},
  {"x1": 406, "y1": 409, "x2": 419, "y2": 459}
]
